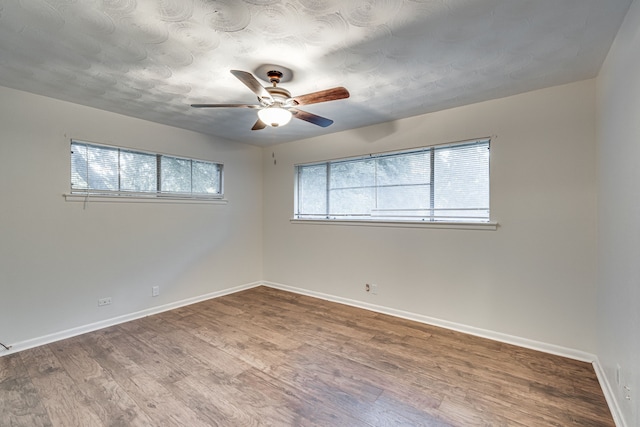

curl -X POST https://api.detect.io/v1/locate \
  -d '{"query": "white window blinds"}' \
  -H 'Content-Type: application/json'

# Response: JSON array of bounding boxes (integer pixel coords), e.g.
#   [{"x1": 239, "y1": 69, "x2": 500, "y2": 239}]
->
[
  {"x1": 71, "y1": 140, "x2": 223, "y2": 198},
  {"x1": 295, "y1": 139, "x2": 490, "y2": 222}
]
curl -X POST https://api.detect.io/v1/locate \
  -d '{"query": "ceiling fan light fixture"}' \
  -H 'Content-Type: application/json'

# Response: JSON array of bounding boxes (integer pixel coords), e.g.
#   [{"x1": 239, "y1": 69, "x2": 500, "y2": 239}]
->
[
  {"x1": 192, "y1": 69, "x2": 349, "y2": 130},
  {"x1": 258, "y1": 106, "x2": 292, "y2": 127}
]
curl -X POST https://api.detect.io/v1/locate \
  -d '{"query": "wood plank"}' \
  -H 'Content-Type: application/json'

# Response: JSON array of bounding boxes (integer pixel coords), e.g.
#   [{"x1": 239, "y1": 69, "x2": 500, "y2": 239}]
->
[
  {"x1": 243, "y1": 368, "x2": 372, "y2": 426},
  {"x1": 188, "y1": 303, "x2": 304, "y2": 351},
  {"x1": 19, "y1": 346, "x2": 104, "y2": 426},
  {"x1": 167, "y1": 374, "x2": 256, "y2": 426},
  {"x1": 0, "y1": 354, "x2": 52, "y2": 427},
  {"x1": 47, "y1": 338, "x2": 153, "y2": 426},
  {"x1": 99, "y1": 325, "x2": 190, "y2": 385},
  {"x1": 79, "y1": 331, "x2": 209, "y2": 427},
  {"x1": 119, "y1": 317, "x2": 250, "y2": 381}
]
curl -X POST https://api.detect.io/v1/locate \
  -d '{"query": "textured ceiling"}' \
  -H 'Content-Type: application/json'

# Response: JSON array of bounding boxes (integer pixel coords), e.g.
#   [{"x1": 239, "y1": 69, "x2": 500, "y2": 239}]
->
[{"x1": 0, "y1": 0, "x2": 633, "y2": 146}]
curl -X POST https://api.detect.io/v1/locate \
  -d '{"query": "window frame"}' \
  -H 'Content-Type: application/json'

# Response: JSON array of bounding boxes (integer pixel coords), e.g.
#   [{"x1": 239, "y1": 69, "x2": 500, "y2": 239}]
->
[
  {"x1": 65, "y1": 139, "x2": 226, "y2": 204},
  {"x1": 292, "y1": 138, "x2": 496, "y2": 230}
]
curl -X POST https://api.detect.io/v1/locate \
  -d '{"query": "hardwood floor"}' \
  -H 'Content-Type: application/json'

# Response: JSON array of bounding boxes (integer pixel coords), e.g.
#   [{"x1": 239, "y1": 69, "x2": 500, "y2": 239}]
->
[{"x1": 1, "y1": 286, "x2": 614, "y2": 426}]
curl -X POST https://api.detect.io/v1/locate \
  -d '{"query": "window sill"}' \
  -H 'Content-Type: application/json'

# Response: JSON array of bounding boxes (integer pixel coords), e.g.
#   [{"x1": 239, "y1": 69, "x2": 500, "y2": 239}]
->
[
  {"x1": 64, "y1": 193, "x2": 228, "y2": 205},
  {"x1": 290, "y1": 218, "x2": 498, "y2": 230}
]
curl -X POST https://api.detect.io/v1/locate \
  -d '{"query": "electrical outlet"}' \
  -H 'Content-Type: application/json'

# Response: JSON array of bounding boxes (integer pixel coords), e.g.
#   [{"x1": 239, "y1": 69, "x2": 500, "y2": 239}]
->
[
  {"x1": 98, "y1": 297, "x2": 112, "y2": 307},
  {"x1": 152, "y1": 286, "x2": 160, "y2": 297}
]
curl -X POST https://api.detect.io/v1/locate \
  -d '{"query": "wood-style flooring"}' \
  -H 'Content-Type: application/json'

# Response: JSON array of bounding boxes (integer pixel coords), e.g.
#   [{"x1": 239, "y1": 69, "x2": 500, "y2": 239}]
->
[{"x1": 1, "y1": 286, "x2": 614, "y2": 426}]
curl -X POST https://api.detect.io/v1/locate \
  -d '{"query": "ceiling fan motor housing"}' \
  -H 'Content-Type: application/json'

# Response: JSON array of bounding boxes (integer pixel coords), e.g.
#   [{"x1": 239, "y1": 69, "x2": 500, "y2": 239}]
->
[{"x1": 261, "y1": 86, "x2": 294, "y2": 108}]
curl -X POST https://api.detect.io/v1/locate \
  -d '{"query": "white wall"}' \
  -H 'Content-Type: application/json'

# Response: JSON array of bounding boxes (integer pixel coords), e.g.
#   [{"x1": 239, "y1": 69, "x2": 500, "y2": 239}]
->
[
  {"x1": 596, "y1": 0, "x2": 640, "y2": 424},
  {"x1": 0, "y1": 86, "x2": 263, "y2": 348},
  {"x1": 263, "y1": 79, "x2": 598, "y2": 353}
]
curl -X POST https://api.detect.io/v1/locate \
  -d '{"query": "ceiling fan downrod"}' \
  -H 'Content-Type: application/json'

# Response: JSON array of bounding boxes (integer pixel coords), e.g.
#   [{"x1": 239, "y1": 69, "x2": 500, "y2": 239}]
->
[{"x1": 267, "y1": 70, "x2": 283, "y2": 86}]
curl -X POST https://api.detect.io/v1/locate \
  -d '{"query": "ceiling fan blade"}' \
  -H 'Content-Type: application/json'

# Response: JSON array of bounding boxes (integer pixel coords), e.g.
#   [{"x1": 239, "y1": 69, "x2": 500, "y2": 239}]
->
[
  {"x1": 191, "y1": 103, "x2": 260, "y2": 108},
  {"x1": 230, "y1": 70, "x2": 273, "y2": 101},
  {"x1": 293, "y1": 87, "x2": 350, "y2": 106},
  {"x1": 251, "y1": 119, "x2": 267, "y2": 131},
  {"x1": 290, "y1": 108, "x2": 334, "y2": 127}
]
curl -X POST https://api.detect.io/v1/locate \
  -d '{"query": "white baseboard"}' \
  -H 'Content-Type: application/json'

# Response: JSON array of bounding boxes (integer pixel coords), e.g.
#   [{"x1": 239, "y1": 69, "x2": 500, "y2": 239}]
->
[
  {"x1": 262, "y1": 281, "x2": 596, "y2": 363},
  {"x1": 593, "y1": 357, "x2": 627, "y2": 427},
  {"x1": 2, "y1": 280, "x2": 594, "y2": 363},
  {"x1": 0, "y1": 281, "x2": 261, "y2": 357}
]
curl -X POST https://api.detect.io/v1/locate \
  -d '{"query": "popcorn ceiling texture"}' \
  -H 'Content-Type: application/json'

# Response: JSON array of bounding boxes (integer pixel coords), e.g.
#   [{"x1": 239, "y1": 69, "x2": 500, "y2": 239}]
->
[{"x1": 0, "y1": 0, "x2": 632, "y2": 145}]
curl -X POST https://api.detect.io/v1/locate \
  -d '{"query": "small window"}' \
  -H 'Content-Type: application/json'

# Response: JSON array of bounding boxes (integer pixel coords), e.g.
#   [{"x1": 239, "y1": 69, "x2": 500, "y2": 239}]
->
[
  {"x1": 295, "y1": 138, "x2": 490, "y2": 223},
  {"x1": 71, "y1": 140, "x2": 223, "y2": 199}
]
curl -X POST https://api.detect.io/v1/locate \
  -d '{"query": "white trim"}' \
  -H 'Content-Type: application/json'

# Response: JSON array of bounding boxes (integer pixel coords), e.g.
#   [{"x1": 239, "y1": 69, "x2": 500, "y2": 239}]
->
[
  {"x1": 4, "y1": 279, "x2": 589, "y2": 361},
  {"x1": 261, "y1": 281, "x2": 594, "y2": 362},
  {"x1": 70, "y1": 138, "x2": 225, "y2": 166},
  {"x1": 0, "y1": 282, "x2": 261, "y2": 357},
  {"x1": 593, "y1": 357, "x2": 628, "y2": 427},
  {"x1": 294, "y1": 136, "x2": 492, "y2": 167},
  {"x1": 64, "y1": 193, "x2": 228, "y2": 204},
  {"x1": 290, "y1": 219, "x2": 498, "y2": 231}
]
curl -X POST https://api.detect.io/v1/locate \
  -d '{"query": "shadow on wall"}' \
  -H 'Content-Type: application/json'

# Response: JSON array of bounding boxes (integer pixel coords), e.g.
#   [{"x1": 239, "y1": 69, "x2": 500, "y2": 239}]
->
[{"x1": 352, "y1": 120, "x2": 399, "y2": 143}]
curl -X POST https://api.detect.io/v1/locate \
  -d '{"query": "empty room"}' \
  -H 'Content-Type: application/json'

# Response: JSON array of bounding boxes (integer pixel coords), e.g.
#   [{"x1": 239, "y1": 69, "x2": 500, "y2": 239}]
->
[{"x1": 1, "y1": 0, "x2": 639, "y2": 426}]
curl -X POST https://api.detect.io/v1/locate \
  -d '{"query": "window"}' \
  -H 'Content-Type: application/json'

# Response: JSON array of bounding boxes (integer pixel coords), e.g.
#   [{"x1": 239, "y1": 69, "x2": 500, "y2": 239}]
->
[
  {"x1": 70, "y1": 140, "x2": 223, "y2": 199},
  {"x1": 295, "y1": 138, "x2": 490, "y2": 223}
]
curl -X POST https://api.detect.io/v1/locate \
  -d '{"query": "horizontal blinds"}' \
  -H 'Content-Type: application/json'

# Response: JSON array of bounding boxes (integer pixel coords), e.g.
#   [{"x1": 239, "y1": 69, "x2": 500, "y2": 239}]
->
[
  {"x1": 70, "y1": 140, "x2": 222, "y2": 197},
  {"x1": 120, "y1": 149, "x2": 157, "y2": 193},
  {"x1": 432, "y1": 141, "x2": 489, "y2": 221},
  {"x1": 295, "y1": 139, "x2": 489, "y2": 222}
]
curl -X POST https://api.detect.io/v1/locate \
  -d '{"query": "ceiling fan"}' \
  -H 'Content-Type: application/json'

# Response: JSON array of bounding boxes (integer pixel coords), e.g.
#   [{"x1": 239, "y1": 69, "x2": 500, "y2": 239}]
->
[{"x1": 191, "y1": 69, "x2": 350, "y2": 130}]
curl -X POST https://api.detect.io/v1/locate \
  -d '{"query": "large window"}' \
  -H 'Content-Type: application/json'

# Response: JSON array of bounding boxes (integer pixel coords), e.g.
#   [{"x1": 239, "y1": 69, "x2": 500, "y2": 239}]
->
[
  {"x1": 295, "y1": 138, "x2": 490, "y2": 223},
  {"x1": 70, "y1": 140, "x2": 223, "y2": 199}
]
